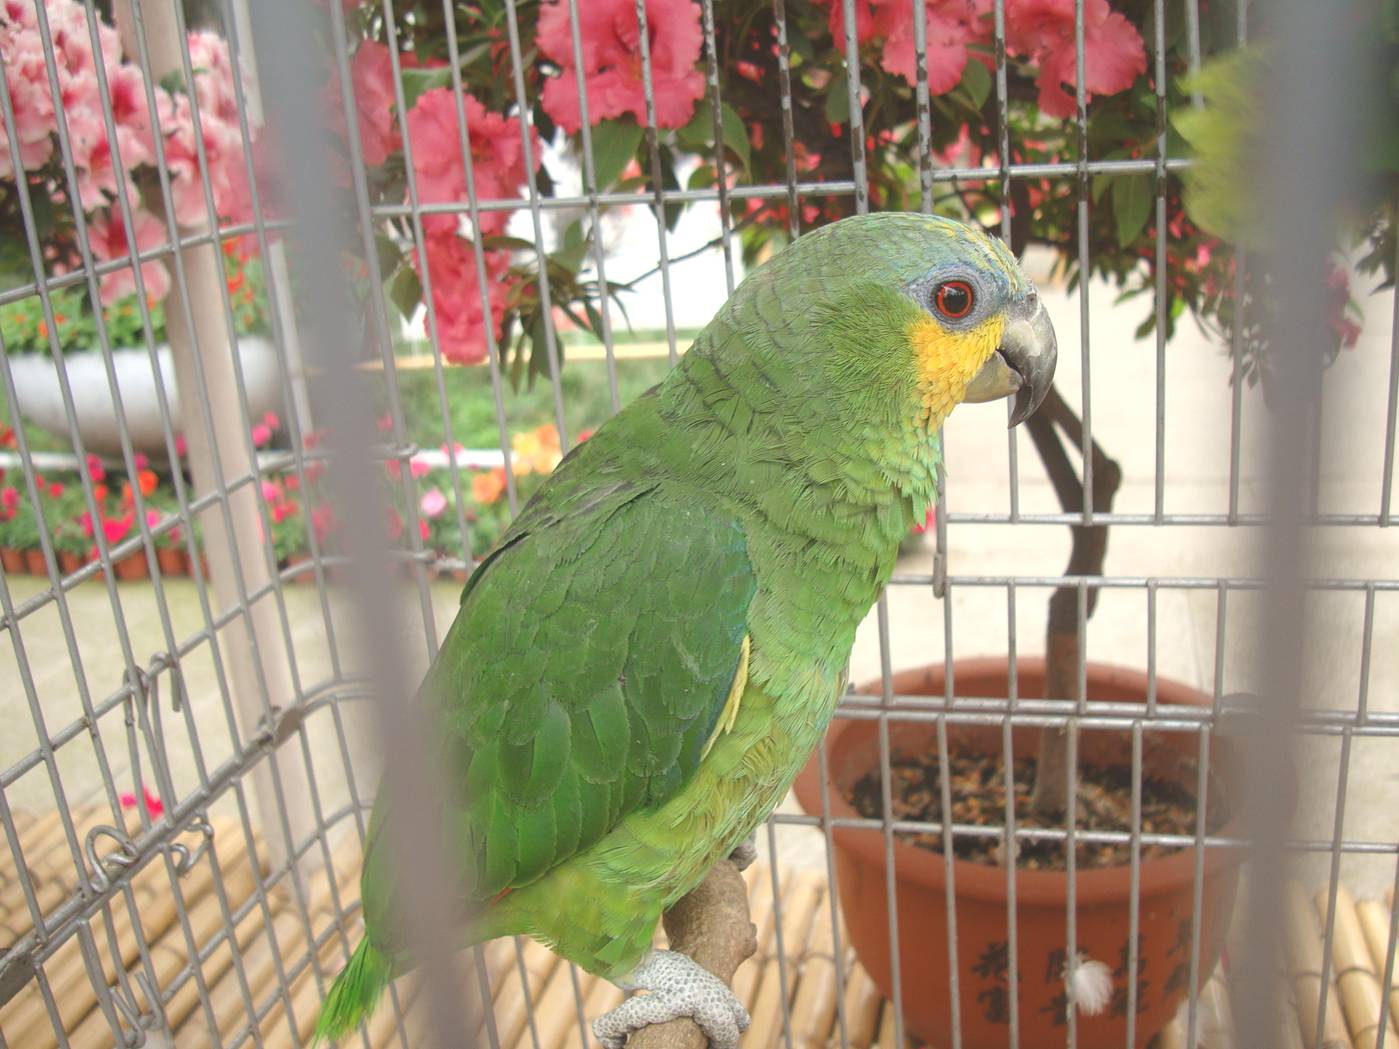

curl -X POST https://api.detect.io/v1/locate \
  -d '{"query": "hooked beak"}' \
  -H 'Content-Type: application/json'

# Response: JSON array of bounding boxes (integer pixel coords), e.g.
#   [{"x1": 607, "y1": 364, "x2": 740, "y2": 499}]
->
[{"x1": 963, "y1": 287, "x2": 1058, "y2": 426}]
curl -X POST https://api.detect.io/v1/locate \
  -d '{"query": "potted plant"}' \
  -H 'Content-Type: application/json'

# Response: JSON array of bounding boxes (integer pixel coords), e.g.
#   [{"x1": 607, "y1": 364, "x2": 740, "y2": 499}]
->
[
  {"x1": 0, "y1": 3, "x2": 280, "y2": 458},
  {"x1": 0, "y1": 484, "x2": 28, "y2": 573},
  {"x1": 50, "y1": 486, "x2": 96, "y2": 578},
  {"x1": 794, "y1": 659, "x2": 1243, "y2": 1049},
  {"x1": 4, "y1": 487, "x2": 43, "y2": 574},
  {"x1": 146, "y1": 494, "x2": 188, "y2": 579}
]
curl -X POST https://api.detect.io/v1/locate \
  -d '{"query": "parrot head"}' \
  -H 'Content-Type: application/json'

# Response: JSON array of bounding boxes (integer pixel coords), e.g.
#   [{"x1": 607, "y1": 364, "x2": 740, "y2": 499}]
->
[{"x1": 732, "y1": 211, "x2": 1057, "y2": 437}]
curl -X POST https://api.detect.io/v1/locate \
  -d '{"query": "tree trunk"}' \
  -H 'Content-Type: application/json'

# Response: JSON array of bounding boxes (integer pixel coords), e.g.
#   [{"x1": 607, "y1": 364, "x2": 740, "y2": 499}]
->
[{"x1": 1022, "y1": 385, "x2": 1123, "y2": 817}]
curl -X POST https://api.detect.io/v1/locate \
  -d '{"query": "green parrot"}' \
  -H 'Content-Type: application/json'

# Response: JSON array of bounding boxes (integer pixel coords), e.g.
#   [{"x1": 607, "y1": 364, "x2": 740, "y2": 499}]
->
[{"x1": 313, "y1": 211, "x2": 1057, "y2": 1048}]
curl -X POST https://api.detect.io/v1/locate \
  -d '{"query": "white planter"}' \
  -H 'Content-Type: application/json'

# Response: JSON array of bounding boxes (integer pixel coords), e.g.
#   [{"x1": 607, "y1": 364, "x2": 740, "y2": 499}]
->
[{"x1": 7, "y1": 336, "x2": 283, "y2": 458}]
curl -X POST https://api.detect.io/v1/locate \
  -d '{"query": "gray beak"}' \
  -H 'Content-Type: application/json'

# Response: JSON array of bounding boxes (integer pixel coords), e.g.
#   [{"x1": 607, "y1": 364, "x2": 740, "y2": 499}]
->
[{"x1": 963, "y1": 287, "x2": 1058, "y2": 426}]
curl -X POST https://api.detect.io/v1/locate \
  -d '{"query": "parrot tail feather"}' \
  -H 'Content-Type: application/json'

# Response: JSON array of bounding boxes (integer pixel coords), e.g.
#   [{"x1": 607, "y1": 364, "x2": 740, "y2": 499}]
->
[{"x1": 313, "y1": 937, "x2": 391, "y2": 1045}]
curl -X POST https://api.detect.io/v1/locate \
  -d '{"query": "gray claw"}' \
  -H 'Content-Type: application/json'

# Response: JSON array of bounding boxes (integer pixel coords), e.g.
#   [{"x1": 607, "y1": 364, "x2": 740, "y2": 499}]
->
[
  {"x1": 593, "y1": 950, "x2": 750, "y2": 1049},
  {"x1": 727, "y1": 834, "x2": 757, "y2": 872}
]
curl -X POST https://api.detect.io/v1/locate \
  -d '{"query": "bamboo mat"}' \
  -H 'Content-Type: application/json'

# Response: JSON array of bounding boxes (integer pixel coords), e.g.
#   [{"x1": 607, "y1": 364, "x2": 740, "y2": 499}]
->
[{"x1": 3, "y1": 809, "x2": 1396, "y2": 1049}]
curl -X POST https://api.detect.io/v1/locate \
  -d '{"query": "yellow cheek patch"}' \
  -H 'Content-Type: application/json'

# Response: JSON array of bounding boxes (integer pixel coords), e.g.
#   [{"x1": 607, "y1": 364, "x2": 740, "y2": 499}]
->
[{"x1": 907, "y1": 314, "x2": 1006, "y2": 428}]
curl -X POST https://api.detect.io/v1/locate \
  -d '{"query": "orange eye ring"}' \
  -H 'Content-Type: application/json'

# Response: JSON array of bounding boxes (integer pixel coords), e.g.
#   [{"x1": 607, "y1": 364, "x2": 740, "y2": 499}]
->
[{"x1": 934, "y1": 280, "x2": 974, "y2": 320}]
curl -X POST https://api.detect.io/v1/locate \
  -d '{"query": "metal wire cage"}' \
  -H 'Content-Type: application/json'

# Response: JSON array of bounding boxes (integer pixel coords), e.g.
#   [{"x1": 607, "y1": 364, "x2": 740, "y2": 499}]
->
[{"x1": 1, "y1": 1, "x2": 1396, "y2": 1048}]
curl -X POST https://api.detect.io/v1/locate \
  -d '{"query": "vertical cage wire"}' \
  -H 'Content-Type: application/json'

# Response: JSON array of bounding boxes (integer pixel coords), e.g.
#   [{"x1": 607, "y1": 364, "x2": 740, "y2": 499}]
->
[{"x1": 0, "y1": 0, "x2": 1395, "y2": 1048}]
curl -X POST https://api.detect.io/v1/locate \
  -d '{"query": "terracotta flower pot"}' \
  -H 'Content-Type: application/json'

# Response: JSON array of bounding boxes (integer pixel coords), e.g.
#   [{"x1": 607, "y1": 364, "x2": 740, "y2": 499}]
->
[
  {"x1": 285, "y1": 553, "x2": 316, "y2": 584},
  {"x1": 58, "y1": 550, "x2": 83, "y2": 576},
  {"x1": 113, "y1": 553, "x2": 148, "y2": 581},
  {"x1": 1, "y1": 548, "x2": 24, "y2": 574},
  {"x1": 792, "y1": 658, "x2": 1244, "y2": 1049},
  {"x1": 156, "y1": 547, "x2": 185, "y2": 578},
  {"x1": 23, "y1": 548, "x2": 47, "y2": 575}
]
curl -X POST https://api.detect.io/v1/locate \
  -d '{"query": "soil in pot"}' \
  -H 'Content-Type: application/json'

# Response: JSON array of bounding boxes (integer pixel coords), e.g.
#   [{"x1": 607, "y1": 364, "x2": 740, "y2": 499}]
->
[{"x1": 847, "y1": 752, "x2": 1230, "y2": 871}]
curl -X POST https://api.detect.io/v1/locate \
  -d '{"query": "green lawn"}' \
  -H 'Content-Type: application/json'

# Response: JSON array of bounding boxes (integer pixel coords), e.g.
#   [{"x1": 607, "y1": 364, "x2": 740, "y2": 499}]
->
[{"x1": 387, "y1": 354, "x2": 675, "y2": 452}]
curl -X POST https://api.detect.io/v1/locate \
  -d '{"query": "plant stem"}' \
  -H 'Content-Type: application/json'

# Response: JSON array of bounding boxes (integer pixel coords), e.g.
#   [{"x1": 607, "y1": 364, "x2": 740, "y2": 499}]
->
[{"x1": 1024, "y1": 384, "x2": 1122, "y2": 817}]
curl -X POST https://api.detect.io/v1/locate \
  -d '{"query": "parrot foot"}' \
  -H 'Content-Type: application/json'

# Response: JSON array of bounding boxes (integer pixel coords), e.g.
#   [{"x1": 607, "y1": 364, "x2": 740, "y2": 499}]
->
[
  {"x1": 594, "y1": 949, "x2": 750, "y2": 1049},
  {"x1": 727, "y1": 834, "x2": 757, "y2": 872}
]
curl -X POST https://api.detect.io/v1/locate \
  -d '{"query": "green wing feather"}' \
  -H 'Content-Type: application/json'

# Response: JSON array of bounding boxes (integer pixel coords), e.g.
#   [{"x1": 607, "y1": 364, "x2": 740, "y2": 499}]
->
[{"x1": 356, "y1": 433, "x2": 757, "y2": 942}]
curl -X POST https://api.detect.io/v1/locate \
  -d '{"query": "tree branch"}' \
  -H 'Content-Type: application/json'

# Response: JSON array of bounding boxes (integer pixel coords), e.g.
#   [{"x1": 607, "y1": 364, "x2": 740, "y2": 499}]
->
[
  {"x1": 626, "y1": 860, "x2": 758, "y2": 1049},
  {"x1": 1024, "y1": 382, "x2": 1123, "y2": 817}
]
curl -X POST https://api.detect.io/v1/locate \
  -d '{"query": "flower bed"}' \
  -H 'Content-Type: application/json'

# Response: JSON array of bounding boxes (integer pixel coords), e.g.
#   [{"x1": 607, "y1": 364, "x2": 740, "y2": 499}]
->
[{"x1": 0, "y1": 418, "x2": 578, "y2": 585}]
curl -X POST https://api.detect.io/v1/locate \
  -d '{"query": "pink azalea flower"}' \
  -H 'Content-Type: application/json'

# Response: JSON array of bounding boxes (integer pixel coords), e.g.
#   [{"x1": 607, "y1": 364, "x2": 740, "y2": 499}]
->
[
  {"x1": 86, "y1": 208, "x2": 172, "y2": 306},
  {"x1": 1004, "y1": 0, "x2": 1147, "y2": 118},
  {"x1": 324, "y1": 40, "x2": 401, "y2": 168},
  {"x1": 174, "y1": 434, "x2": 188, "y2": 457},
  {"x1": 877, "y1": 1, "x2": 984, "y2": 94},
  {"x1": 405, "y1": 88, "x2": 536, "y2": 237},
  {"x1": 412, "y1": 233, "x2": 511, "y2": 364},
  {"x1": 419, "y1": 488, "x2": 447, "y2": 518},
  {"x1": 537, "y1": 0, "x2": 705, "y2": 133},
  {"x1": 409, "y1": 455, "x2": 432, "y2": 479},
  {"x1": 250, "y1": 422, "x2": 272, "y2": 447},
  {"x1": 261, "y1": 479, "x2": 281, "y2": 502}
]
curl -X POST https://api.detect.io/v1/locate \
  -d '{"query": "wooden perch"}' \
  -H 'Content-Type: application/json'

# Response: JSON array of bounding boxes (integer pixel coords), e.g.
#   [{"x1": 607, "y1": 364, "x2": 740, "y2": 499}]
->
[{"x1": 627, "y1": 859, "x2": 759, "y2": 1049}]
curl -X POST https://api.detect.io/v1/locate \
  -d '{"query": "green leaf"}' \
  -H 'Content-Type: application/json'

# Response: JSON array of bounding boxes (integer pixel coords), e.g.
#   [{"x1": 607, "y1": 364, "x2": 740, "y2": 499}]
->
[
  {"x1": 959, "y1": 59, "x2": 992, "y2": 111},
  {"x1": 675, "y1": 105, "x2": 710, "y2": 152},
  {"x1": 401, "y1": 67, "x2": 454, "y2": 111},
  {"x1": 824, "y1": 78, "x2": 850, "y2": 125},
  {"x1": 718, "y1": 102, "x2": 752, "y2": 175},
  {"x1": 387, "y1": 263, "x2": 423, "y2": 320},
  {"x1": 481, "y1": 235, "x2": 538, "y2": 252},
  {"x1": 585, "y1": 118, "x2": 644, "y2": 190},
  {"x1": 1113, "y1": 174, "x2": 1152, "y2": 249},
  {"x1": 374, "y1": 234, "x2": 402, "y2": 277}
]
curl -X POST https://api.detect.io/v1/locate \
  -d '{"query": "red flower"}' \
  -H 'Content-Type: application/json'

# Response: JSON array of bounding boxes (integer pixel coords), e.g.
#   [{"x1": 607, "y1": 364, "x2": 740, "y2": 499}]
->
[
  {"x1": 85, "y1": 453, "x2": 106, "y2": 482},
  {"x1": 537, "y1": 0, "x2": 705, "y2": 133},
  {"x1": 1003, "y1": 0, "x2": 1147, "y2": 118},
  {"x1": 405, "y1": 88, "x2": 536, "y2": 238}
]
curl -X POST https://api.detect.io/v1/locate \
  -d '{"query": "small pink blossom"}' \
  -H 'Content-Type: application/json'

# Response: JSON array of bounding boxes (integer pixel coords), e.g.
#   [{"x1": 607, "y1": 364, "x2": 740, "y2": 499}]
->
[
  {"x1": 819, "y1": 0, "x2": 983, "y2": 94},
  {"x1": 145, "y1": 509, "x2": 162, "y2": 529},
  {"x1": 537, "y1": 0, "x2": 705, "y2": 133},
  {"x1": 409, "y1": 455, "x2": 432, "y2": 479},
  {"x1": 174, "y1": 434, "x2": 188, "y2": 457},
  {"x1": 85, "y1": 453, "x2": 106, "y2": 482},
  {"x1": 419, "y1": 488, "x2": 447, "y2": 518},
  {"x1": 133, "y1": 452, "x2": 149, "y2": 470},
  {"x1": 1, "y1": 487, "x2": 18, "y2": 513},
  {"x1": 385, "y1": 505, "x2": 404, "y2": 541},
  {"x1": 376, "y1": 413, "x2": 394, "y2": 433},
  {"x1": 119, "y1": 785, "x2": 164, "y2": 818},
  {"x1": 251, "y1": 422, "x2": 272, "y2": 447},
  {"x1": 261, "y1": 479, "x2": 281, "y2": 502},
  {"x1": 103, "y1": 512, "x2": 133, "y2": 544}
]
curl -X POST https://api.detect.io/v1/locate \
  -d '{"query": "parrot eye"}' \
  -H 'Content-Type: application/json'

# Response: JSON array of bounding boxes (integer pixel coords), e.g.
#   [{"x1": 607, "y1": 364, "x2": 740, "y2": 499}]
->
[{"x1": 933, "y1": 280, "x2": 974, "y2": 320}]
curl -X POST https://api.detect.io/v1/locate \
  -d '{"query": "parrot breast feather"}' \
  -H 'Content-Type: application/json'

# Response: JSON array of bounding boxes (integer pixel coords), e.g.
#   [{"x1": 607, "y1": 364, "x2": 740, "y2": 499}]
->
[{"x1": 359, "y1": 481, "x2": 756, "y2": 939}]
